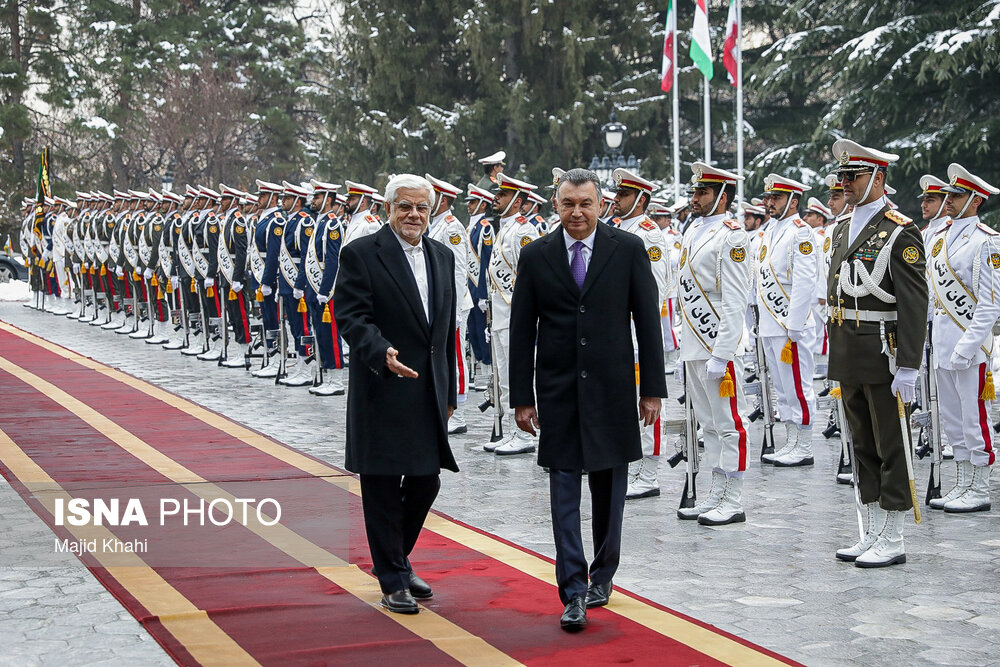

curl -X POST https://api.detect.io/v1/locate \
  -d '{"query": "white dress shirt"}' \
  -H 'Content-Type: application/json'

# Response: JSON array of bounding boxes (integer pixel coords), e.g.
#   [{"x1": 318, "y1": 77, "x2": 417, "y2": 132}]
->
[
  {"x1": 848, "y1": 195, "x2": 889, "y2": 246},
  {"x1": 564, "y1": 227, "x2": 596, "y2": 271},
  {"x1": 392, "y1": 228, "x2": 430, "y2": 322}
]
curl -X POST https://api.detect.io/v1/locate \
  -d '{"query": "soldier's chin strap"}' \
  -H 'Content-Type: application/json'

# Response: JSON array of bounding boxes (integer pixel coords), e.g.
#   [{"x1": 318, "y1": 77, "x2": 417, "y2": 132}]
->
[
  {"x1": 860, "y1": 169, "x2": 879, "y2": 205},
  {"x1": 933, "y1": 197, "x2": 947, "y2": 221},
  {"x1": 711, "y1": 187, "x2": 727, "y2": 218},
  {"x1": 622, "y1": 189, "x2": 643, "y2": 220},
  {"x1": 954, "y1": 191, "x2": 976, "y2": 221},
  {"x1": 780, "y1": 195, "x2": 794, "y2": 220},
  {"x1": 499, "y1": 192, "x2": 519, "y2": 219},
  {"x1": 349, "y1": 195, "x2": 368, "y2": 217}
]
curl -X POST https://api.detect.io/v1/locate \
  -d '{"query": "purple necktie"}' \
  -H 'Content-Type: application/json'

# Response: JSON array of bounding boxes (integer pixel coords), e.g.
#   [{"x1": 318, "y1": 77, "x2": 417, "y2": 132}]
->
[{"x1": 570, "y1": 241, "x2": 587, "y2": 288}]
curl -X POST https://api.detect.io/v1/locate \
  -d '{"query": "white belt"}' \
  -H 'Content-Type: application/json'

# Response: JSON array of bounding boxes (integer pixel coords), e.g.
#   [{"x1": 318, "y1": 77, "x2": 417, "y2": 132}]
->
[{"x1": 841, "y1": 308, "x2": 897, "y2": 322}]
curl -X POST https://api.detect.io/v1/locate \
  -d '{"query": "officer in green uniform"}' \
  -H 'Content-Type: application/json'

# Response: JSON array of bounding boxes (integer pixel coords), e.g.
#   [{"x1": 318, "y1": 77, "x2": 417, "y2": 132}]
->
[
  {"x1": 476, "y1": 150, "x2": 505, "y2": 190},
  {"x1": 827, "y1": 139, "x2": 928, "y2": 568}
]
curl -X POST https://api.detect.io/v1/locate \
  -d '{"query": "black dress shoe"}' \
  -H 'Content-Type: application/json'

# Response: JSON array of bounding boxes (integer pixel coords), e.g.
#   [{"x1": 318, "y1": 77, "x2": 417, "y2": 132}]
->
[
  {"x1": 381, "y1": 589, "x2": 419, "y2": 614},
  {"x1": 408, "y1": 571, "x2": 433, "y2": 599},
  {"x1": 585, "y1": 581, "x2": 612, "y2": 608},
  {"x1": 560, "y1": 596, "x2": 587, "y2": 631}
]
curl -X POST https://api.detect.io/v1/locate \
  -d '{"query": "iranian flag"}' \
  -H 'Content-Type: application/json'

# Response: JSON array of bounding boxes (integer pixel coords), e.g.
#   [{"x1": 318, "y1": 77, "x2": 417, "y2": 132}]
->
[
  {"x1": 660, "y1": 0, "x2": 676, "y2": 92},
  {"x1": 689, "y1": 0, "x2": 714, "y2": 80},
  {"x1": 723, "y1": 0, "x2": 739, "y2": 86}
]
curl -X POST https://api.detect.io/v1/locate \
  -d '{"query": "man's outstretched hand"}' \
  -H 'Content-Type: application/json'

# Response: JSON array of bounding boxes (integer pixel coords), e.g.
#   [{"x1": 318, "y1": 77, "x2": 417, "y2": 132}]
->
[{"x1": 385, "y1": 347, "x2": 418, "y2": 378}]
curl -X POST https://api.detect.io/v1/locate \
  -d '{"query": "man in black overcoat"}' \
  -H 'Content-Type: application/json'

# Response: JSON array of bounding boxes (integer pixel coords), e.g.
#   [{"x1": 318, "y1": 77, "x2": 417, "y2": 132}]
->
[
  {"x1": 509, "y1": 168, "x2": 666, "y2": 631},
  {"x1": 334, "y1": 174, "x2": 458, "y2": 614}
]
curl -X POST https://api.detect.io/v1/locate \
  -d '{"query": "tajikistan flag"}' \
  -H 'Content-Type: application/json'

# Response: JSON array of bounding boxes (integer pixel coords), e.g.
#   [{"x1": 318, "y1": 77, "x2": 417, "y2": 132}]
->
[{"x1": 689, "y1": 0, "x2": 714, "y2": 80}]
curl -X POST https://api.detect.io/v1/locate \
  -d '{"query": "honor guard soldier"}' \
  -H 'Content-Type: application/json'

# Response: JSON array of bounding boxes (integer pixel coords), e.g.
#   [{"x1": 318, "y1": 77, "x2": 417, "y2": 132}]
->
[
  {"x1": 757, "y1": 174, "x2": 819, "y2": 467},
  {"x1": 195, "y1": 187, "x2": 224, "y2": 360},
  {"x1": 599, "y1": 190, "x2": 620, "y2": 227},
  {"x1": 217, "y1": 184, "x2": 252, "y2": 367},
  {"x1": 545, "y1": 168, "x2": 565, "y2": 234},
  {"x1": 426, "y1": 174, "x2": 474, "y2": 433},
  {"x1": 158, "y1": 191, "x2": 187, "y2": 349},
  {"x1": 919, "y1": 174, "x2": 951, "y2": 241},
  {"x1": 370, "y1": 193, "x2": 385, "y2": 221},
  {"x1": 676, "y1": 163, "x2": 750, "y2": 524},
  {"x1": 485, "y1": 173, "x2": 541, "y2": 455},
  {"x1": 304, "y1": 179, "x2": 347, "y2": 395},
  {"x1": 927, "y1": 164, "x2": 999, "y2": 513},
  {"x1": 251, "y1": 180, "x2": 284, "y2": 376},
  {"x1": 276, "y1": 181, "x2": 316, "y2": 386},
  {"x1": 521, "y1": 191, "x2": 549, "y2": 234},
  {"x1": 465, "y1": 183, "x2": 495, "y2": 390},
  {"x1": 828, "y1": 138, "x2": 928, "y2": 568},
  {"x1": 476, "y1": 150, "x2": 505, "y2": 190},
  {"x1": 611, "y1": 168, "x2": 670, "y2": 499},
  {"x1": 804, "y1": 197, "x2": 834, "y2": 359},
  {"x1": 342, "y1": 181, "x2": 380, "y2": 246}
]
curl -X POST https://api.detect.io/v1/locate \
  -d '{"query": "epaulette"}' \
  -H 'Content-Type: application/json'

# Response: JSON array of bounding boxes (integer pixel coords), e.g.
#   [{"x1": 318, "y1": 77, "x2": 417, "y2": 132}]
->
[
  {"x1": 885, "y1": 209, "x2": 912, "y2": 226},
  {"x1": 365, "y1": 214, "x2": 377, "y2": 224},
  {"x1": 639, "y1": 219, "x2": 657, "y2": 231},
  {"x1": 836, "y1": 212, "x2": 852, "y2": 224},
  {"x1": 445, "y1": 214, "x2": 459, "y2": 225},
  {"x1": 723, "y1": 218, "x2": 741, "y2": 230},
  {"x1": 931, "y1": 223, "x2": 950, "y2": 237},
  {"x1": 612, "y1": 217, "x2": 621, "y2": 225},
  {"x1": 792, "y1": 217, "x2": 807, "y2": 227},
  {"x1": 515, "y1": 215, "x2": 528, "y2": 224},
  {"x1": 233, "y1": 210, "x2": 243, "y2": 218},
  {"x1": 532, "y1": 214, "x2": 546, "y2": 225}
]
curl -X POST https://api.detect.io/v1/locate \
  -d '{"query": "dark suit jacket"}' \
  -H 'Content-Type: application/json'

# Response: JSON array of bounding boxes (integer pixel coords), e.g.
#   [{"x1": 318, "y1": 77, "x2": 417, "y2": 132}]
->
[
  {"x1": 334, "y1": 224, "x2": 458, "y2": 476},
  {"x1": 826, "y1": 206, "x2": 927, "y2": 384},
  {"x1": 509, "y1": 223, "x2": 667, "y2": 472}
]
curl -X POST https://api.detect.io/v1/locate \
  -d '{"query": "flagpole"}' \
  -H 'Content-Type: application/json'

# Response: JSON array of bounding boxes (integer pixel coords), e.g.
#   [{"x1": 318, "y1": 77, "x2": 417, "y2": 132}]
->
[
  {"x1": 672, "y1": 5, "x2": 680, "y2": 200},
  {"x1": 735, "y1": 0, "x2": 744, "y2": 203},
  {"x1": 703, "y1": 77, "x2": 711, "y2": 163}
]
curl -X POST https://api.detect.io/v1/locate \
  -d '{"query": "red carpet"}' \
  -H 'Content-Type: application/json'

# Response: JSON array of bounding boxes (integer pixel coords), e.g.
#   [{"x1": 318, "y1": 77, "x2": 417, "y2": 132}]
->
[{"x1": 0, "y1": 322, "x2": 797, "y2": 666}]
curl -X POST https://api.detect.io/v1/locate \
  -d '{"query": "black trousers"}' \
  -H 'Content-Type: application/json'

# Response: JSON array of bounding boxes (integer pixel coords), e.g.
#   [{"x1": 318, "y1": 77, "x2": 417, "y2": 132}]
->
[
  {"x1": 548, "y1": 465, "x2": 627, "y2": 605},
  {"x1": 359, "y1": 474, "x2": 440, "y2": 595},
  {"x1": 841, "y1": 382, "x2": 912, "y2": 511}
]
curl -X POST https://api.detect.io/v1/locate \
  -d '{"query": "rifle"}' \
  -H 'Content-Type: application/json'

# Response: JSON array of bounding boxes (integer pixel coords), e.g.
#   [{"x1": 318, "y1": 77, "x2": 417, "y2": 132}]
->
[
  {"x1": 275, "y1": 295, "x2": 288, "y2": 383},
  {"x1": 217, "y1": 282, "x2": 230, "y2": 365},
  {"x1": 144, "y1": 276, "x2": 155, "y2": 338},
  {"x1": 178, "y1": 279, "x2": 191, "y2": 349},
  {"x1": 913, "y1": 325, "x2": 942, "y2": 504},
  {"x1": 747, "y1": 306, "x2": 776, "y2": 459},
  {"x1": 676, "y1": 369, "x2": 699, "y2": 510},
  {"x1": 477, "y1": 289, "x2": 504, "y2": 443}
]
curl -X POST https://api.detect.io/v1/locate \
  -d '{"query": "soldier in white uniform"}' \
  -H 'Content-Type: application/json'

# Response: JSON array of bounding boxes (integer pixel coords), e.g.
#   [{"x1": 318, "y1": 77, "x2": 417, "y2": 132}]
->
[
  {"x1": 485, "y1": 173, "x2": 542, "y2": 456},
  {"x1": 676, "y1": 162, "x2": 751, "y2": 525},
  {"x1": 426, "y1": 174, "x2": 474, "y2": 435},
  {"x1": 804, "y1": 197, "x2": 833, "y2": 357},
  {"x1": 611, "y1": 168, "x2": 669, "y2": 500},
  {"x1": 928, "y1": 164, "x2": 999, "y2": 513},
  {"x1": 341, "y1": 181, "x2": 380, "y2": 247},
  {"x1": 757, "y1": 174, "x2": 819, "y2": 468},
  {"x1": 465, "y1": 183, "x2": 495, "y2": 391}
]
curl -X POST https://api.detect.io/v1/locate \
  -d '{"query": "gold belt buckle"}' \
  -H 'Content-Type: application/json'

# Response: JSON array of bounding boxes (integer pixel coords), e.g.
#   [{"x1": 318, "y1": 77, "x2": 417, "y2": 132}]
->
[{"x1": 832, "y1": 306, "x2": 844, "y2": 327}]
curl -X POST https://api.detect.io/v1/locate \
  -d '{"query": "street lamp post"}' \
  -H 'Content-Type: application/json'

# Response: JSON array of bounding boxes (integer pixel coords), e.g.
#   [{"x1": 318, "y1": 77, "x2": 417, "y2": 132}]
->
[{"x1": 588, "y1": 111, "x2": 638, "y2": 188}]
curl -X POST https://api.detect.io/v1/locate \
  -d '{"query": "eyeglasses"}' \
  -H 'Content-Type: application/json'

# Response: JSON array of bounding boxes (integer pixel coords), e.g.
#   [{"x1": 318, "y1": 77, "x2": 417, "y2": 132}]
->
[
  {"x1": 393, "y1": 201, "x2": 431, "y2": 214},
  {"x1": 840, "y1": 170, "x2": 873, "y2": 183}
]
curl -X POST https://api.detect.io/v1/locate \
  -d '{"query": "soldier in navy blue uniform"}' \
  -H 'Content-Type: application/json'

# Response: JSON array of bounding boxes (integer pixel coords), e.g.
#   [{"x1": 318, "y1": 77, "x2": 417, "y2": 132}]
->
[
  {"x1": 217, "y1": 185, "x2": 252, "y2": 368},
  {"x1": 251, "y1": 181, "x2": 284, "y2": 377},
  {"x1": 303, "y1": 179, "x2": 346, "y2": 395},
  {"x1": 521, "y1": 190, "x2": 549, "y2": 234},
  {"x1": 465, "y1": 183, "x2": 495, "y2": 390}
]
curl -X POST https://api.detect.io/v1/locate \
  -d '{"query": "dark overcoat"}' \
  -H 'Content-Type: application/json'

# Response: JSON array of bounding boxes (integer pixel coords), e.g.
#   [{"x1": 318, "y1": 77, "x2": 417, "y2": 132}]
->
[
  {"x1": 334, "y1": 224, "x2": 458, "y2": 476},
  {"x1": 509, "y1": 223, "x2": 666, "y2": 472}
]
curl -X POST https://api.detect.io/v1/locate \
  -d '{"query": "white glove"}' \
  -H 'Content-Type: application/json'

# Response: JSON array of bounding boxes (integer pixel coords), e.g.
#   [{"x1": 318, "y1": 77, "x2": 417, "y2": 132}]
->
[
  {"x1": 204, "y1": 277, "x2": 215, "y2": 288},
  {"x1": 949, "y1": 350, "x2": 974, "y2": 370},
  {"x1": 143, "y1": 268, "x2": 153, "y2": 280},
  {"x1": 787, "y1": 328, "x2": 804, "y2": 343},
  {"x1": 260, "y1": 285, "x2": 273, "y2": 297},
  {"x1": 318, "y1": 294, "x2": 330, "y2": 305},
  {"x1": 42, "y1": 250, "x2": 51, "y2": 261},
  {"x1": 73, "y1": 263, "x2": 81, "y2": 272},
  {"x1": 484, "y1": 328, "x2": 491, "y2": 343},
  {"x1": 478, "y1": 299, "x2": 487, "y2": 313},
  {"x1": 231, "y1": 281, "x2": 243, "y2": 293},
  {"x1": 890, "y1": 367, "x2": 919, "y2": 404},
  {"x1": 705, "y1": 355, "x2": 729, "y2": 380},
  {"x1": 293, "y1": 288, "x2": 304, "y2": 300},
  {"x1": 115, "y1": 266, "x2": 124, "y2": 278},
  {"x1": 170, "y1": 276, "x2": 179, "y2": 290}
]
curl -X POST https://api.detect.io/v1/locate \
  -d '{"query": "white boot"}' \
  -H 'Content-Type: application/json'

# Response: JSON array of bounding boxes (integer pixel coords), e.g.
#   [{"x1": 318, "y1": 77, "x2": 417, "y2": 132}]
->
[
  {"x1": 310, "y1": 372, "x2": 345, "y2": 395},
  {"x1": 447, "y1": 412, "x2": 468, "y2": 434},
  {"x1": 942, "y1": 442, "x2": 954, "y2": 459},
  {"x1": 626, "y1": 456, "x2": 660, "y2": 499},
  {"x1": 483, "y1": 414, "x2": 514, "y2": 452},
  {"x1": 50, "y1": 297, "x2": 70, "y2": 315},
  {"x1": 113, "y1": 313, "x2": 136, "y2": 333},
  {"x1": 677, "y1": 470, "x2": 725, "y2": 520},
  {"x1": 473, "y1": 363, "x2": 489, "y2": 391},
  {"x1": 221, "y1": 343, "x2": 248, "y2": 368},
  {"x1": 279, "y1": 361, "x2": 313, "y2": 386},
  {"x1": 774, "y1": 426, "x2": 815, "y2": 467},
  {"x1": 101, "y1": 311, "x2": 125, "y2": 330},
  {"x1": 197, "y1": 336, "x2": 222, "y2": 361},
  {"x1": 145, "y1": 320, "x2": 170, "y2": 344},
  {"x1": 129, "y1": 320, "x2": 152, "y2": 339},
  {"x1": 762, "y1": 422, "x2": 796, "y2": 464},
  {"x1": 944, "y1": 464, "x2": 992, "y2": 513},
  {"x1": 836, "y1": 503, "x2": 887, "y2": 562},
  {"x1": 252, "y1": 354, "x2": 281, "y2": 378},
  {"x1": 494, "y1": 424, "x2": 536, "y2": 456},
  {"x1": 855, "y1": 510, "x2": 906, "y2": 568},
  {"x1": 930, "y1": 460, "x2": 972, "y2": 509},
  {"x1": 664, "y1": 349, "x2": 679, "y2": 375},
  {"x1": 162, "y1": 326, "x2": 187, "y2": 350},
  {"x1": 698, "y1": 476, "x2": 746, "y2": 525}
]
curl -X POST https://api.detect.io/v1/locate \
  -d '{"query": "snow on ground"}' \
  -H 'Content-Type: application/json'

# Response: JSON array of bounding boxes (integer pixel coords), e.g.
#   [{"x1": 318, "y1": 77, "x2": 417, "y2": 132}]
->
[{"x1": 0, "y1": 280, "x2": 29, "y2": 302}]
